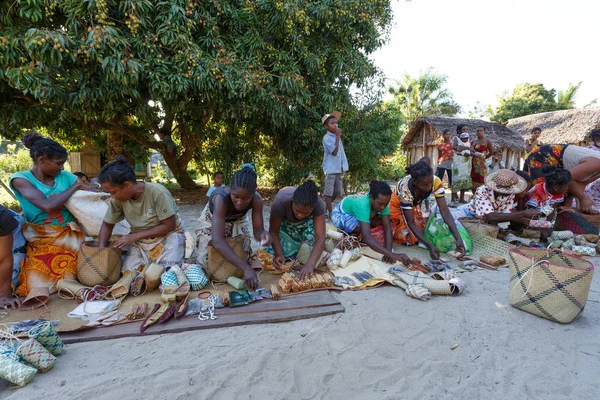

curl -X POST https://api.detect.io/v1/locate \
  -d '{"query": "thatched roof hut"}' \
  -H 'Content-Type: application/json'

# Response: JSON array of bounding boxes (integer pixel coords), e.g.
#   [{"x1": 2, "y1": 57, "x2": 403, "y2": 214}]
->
[
  {"x1": 402, "y1": 116, "x2": 525, "y2": 169},
  {"x1": 507, "y1": 108, "x2": 600, "y2": 146}
]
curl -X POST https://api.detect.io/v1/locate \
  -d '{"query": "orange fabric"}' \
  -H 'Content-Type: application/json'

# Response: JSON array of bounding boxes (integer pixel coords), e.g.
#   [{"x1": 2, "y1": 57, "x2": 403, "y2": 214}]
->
[
  {"x1": 390, "y1": 205, "x2": 426, "y2": 245},
  {"x1": 16, "y1": 222, "x2": 83, "y2": 297}
]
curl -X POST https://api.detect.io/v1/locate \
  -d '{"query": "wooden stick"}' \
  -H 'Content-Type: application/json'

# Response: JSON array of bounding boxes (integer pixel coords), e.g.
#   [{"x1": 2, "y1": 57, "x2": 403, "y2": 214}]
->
[{"x1": 0, "y1": 180, "x2": 17, "y2": 201}]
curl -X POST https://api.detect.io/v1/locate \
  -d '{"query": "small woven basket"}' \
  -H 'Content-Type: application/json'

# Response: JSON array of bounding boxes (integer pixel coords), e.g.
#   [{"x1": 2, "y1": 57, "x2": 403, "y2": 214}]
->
[{"x1": 207, "y1": 236, "x2": 248, "y2": 281}]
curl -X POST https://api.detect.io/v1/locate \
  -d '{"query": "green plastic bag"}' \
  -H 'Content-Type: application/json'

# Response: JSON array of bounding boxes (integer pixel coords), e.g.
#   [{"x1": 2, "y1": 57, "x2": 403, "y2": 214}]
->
[{"x1": 423, "y1": 212, "x2": 472, "y2": 255}]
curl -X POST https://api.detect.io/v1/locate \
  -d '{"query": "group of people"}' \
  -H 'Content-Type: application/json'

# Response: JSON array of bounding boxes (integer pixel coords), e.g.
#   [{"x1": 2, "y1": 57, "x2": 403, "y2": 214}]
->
[{"x1": 3, "y1": 115, "x2": 600, "y2": 310}]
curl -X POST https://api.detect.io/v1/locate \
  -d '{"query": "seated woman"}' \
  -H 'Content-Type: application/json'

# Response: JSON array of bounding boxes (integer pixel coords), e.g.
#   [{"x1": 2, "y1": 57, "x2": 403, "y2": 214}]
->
[
  {"x1": 98, "y1": 157, "x2": 185, "y2": 272},
  {"x1": 451, "y1": 169, "x2": 539, "y2": 226},
  {"x1": 525, "y1": 144, "x2": 600, "y2": 213},
  {"x1": 513, "y1": 170, "x2": 533, "y2": 211},
  {"x1": 10, "y1": 133, "x2": 85, "y2": 296},
  {"x1": 268, "y1": 178, "x2": 326, "y2": 279},
  {"x1": 390, "y1": 160, "x2": 466, "y2": 260},
  {"x1": 0, "y1": 205, "x2": 25, "y2": 309},
  {"x1": 196, "y1": 165, "x2": 271, "y2": 289},
  {"x1": 331, "y1": 180, "x2": 409, "y2": 265}
]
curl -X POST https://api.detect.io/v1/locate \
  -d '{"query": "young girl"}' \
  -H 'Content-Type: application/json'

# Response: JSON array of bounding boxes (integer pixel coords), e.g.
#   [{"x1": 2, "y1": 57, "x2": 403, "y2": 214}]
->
[
  {"x1": 526, "y1": 167, "x2": 571, "y2": 212},
  {"x1": 331, "y1": 180, "x2": 410, "y2": 265},
  {"x1": 196, "y1": 165, "x2": 271, "y2": 289},
  {"x1": 98, "y1": 157, "x2": 185, "y2": 271},
  {"x1": 268, "y1": 178, "x2": 326, "y2": 279},
  {"x1": 10, "y1": 133, "x2": 86, "y2": 296},
  {"x1": 451, "y1": 125, "x2": 473, "y2": 204}
]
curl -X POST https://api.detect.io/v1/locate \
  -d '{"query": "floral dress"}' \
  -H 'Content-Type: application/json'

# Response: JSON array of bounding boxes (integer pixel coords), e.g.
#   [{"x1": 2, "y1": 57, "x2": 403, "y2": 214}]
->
[
  {"x1": 524, "y1": 144, "x2": 568, "y2": 185},
  {"x1": 451, "y1": 138, "x2": 472, "y2": 193},
  {"x1": 470, "y1": 143, "x2": 489, "y2": 190}
]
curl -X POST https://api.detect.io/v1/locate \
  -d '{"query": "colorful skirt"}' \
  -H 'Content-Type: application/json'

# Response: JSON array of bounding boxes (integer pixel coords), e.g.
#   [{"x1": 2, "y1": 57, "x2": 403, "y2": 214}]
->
[
  {"x1": 16, "y1": 223, "x2": 84, "y2": 296},
  {"x1": 391, "y1": 205, "x2": 426, "y2": 246},
  {"x1": 471, "y1": 156, "x2": 487, "y2": 190},
  {"x1": 121, "y1": 227, "x2": 186, "y2": 272},
  {"x1": 524, "y1": 144, "x2": 568, "y2": 185},
  {"x1": 331, "y1": 201, "x2": 390, "y2": 247},
  {"x1": 266, "y1": 217, "x2": 315, "y2": 259},
  {"x1": 452, "y1": 153, "x2": 472, "y2": 193}
]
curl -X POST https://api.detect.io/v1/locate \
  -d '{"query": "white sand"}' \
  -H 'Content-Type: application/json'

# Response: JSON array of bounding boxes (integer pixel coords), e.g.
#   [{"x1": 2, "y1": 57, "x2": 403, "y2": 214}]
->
[{"x1": 3, "y1": 203, "x2": 600, "y2": 399}]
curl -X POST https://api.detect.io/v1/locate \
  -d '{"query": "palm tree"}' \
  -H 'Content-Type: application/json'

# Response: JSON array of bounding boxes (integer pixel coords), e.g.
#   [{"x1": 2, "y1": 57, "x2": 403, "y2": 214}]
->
[
  {"x1": 556, "y1": 82, "x2": 582, "y2": 109},
  {"x1": 388, "y1": 68, "x2": 460, "y2": 123}
]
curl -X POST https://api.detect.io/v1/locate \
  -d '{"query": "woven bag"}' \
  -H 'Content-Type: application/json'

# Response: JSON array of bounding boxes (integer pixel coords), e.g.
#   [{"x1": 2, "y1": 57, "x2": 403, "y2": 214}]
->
[
  {"x1": 77, "y1": 242, "x2": 122, "y2": 286},
  {"x1": 555, "y1": 210, "x2": 598, "y2": 235},
  {"x1": 207, "y1": 236, "x2": 248, "y2": 281},
  {"x1": 508, "y1": 248, "x2": 594, "y2": 323},
  {"x1": 459, "y1": 218, "x2": 500, "y2": 239}
]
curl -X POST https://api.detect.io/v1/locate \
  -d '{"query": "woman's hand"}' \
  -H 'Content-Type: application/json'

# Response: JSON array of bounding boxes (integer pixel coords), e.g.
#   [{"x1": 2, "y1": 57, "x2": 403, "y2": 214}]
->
[
  {"x1": 297, "y1": 264, "x2": 314, "y2": 280},
  {"x1": 273, "y1": 255, "x2": 285, "y2": 268},
  {"x1": 454, "y1": 239, "x2": 466, "y2": 258},
  {"x1": 0, "y1": 296, "x2": 20, "y2": 310},
  {"x1": 260, "y1": 231, "x2": 272, "y2": 247},
  {"x1": 428, "y1": 245, "x2": 441, "y2": 260},
  {"x1": 243, "y1": 268, "x2": 259, "y2": 290},
  {"x1": 393, "y1": 253, "x2": 411, "y2": 266},
  {"x1": 382, "y1": 254, "x2": 395, "y2": 264},
  {"x1": 578, "y1": 197, "x2": 595, "y2": 214},
  {"x1": 111, "y1": 233, "x2": 139, "y2": 249}
]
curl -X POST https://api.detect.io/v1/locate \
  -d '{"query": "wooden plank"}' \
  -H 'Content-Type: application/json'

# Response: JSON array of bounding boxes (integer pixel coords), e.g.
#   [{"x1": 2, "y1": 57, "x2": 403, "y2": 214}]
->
[{"x1": 61, "y1": 291, "x2": 344, "y2": 344}]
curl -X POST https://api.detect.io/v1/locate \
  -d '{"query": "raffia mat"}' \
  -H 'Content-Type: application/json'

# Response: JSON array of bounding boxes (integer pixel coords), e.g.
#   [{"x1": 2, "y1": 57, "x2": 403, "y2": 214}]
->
[{"x1": 0, "y1": 269, "x2": 335, "y2": 334}]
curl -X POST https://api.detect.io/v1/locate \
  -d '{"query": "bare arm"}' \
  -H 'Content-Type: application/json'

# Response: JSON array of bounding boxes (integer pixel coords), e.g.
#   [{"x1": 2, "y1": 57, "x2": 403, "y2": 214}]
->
[
  {"x1": 98, "y1": 221, "x2": 115, "y2": 247},
  {"x1": 0, "y1": 235, "x2": 19, "y2": 308},
  {"x1": 332, "y1": 132, "x2": 341, "y2": 156},
  {"x1": 359, "y1": 220, "x2": 407, "y2": 264},
  {"x1": 525, "y1": 140, "x2": 536, "y2": 153},
  {"x1": 251, "y1": 194, "x2": 270, "y2": 244},
  {"x1": 11, "y1": 178, "x2": 81, "y2": 213},
  {"x1": 268, "y1": 213, "x2": 284, "y2": 259},
  {"x1": 382, "y1": 215, "x2": 392, "y2": 251},
  {"x1": 298, "y1": 214, "x2": 326, "y2": 279},
  {"x1": 111, "y1": 216, "x2": 177, "y2": 249}
]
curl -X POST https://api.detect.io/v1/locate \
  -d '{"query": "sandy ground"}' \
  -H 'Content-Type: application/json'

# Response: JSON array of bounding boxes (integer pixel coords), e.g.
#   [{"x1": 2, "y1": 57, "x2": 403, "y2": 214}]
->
[{"x1": 2, "y1": 202, "x2": 600, "y2": 399}]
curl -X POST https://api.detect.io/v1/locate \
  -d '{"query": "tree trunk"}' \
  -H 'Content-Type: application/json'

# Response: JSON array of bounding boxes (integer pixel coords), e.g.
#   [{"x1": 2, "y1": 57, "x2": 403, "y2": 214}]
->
[
  {"x1": 106, "y1": 131, "x2": 124, "y2": 160},
  {"x1": 162, "y1": 152, "x2": 197, "y2": 189}
]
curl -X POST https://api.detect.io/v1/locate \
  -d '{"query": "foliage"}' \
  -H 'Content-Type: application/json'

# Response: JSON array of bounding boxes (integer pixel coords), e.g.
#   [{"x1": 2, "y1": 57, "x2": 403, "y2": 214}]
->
[
  {"x1": 0, "y1": 148, "x2": 32, "y2": 183},
  {"x1": 388, "y1": 68, "x2": 460, "y2": 126},
  {"x1": 0, "y1": 0, "x2": 395, "y2": 188},
  {"x1": 490, "y1": 82, "x2": 585, "y2": 124}
]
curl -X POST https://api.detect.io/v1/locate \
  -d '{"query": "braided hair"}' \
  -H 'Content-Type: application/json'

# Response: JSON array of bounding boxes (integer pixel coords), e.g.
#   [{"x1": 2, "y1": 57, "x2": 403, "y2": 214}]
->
[
  {"x1": 406, "y1": 160, "x2": 433, "y2": 184},
  {"x1": 293, "y1": 176, "x2": 319, "y2": 206},
  {"x1": 22, "y1": 132, "x2": 67, "y2": 162},
  {"x1": 369, "y1": 180, "x2": 392, "y2": 199},
  {"x1": 231, "y1": 164, "x2": 257, "y2": 193},
  {"x1": 98, "y1": 156, "x2": 137, "y2": 186},
  {"x1": 590, "y1": 128, "x2": 600, "y2": 142},
  {"x1": 543, "y1": 166, "x2": 571, "y2": 188}
]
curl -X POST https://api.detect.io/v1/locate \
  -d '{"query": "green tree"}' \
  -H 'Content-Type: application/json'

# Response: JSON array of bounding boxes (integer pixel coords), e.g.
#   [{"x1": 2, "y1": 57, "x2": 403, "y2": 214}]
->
[
  {"x1": 388, "y1": 68, "x2": 460, "y2": 125},
  {"x1": 490, "y1": 83, "x2": 557, "y2": 124},
  {"x1": 0, "y1": 0, "x2": 394, "y2": 188},
  {"x1": 557, "y1": 81, "x2": 582, "y2": 109}
]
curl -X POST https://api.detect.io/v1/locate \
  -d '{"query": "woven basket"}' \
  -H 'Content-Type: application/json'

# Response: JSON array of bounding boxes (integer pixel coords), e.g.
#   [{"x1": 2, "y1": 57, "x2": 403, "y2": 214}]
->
[
  {"x1": 508, "y1": 248, "x2": 594, "y2": 323},
  {"x1": 459, "y1": 218, "x2": 500, "y2": 239},
  {"x1": 77, "y1": 242, "x2": 122, "y2": 286},
  {"x1": 207, "y1": 236, "x2": 248, "y2": 281}
]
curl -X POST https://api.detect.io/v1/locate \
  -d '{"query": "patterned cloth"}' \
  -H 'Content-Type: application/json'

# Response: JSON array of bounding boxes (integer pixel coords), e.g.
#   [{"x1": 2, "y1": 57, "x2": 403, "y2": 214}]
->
[
  {"x1": 330, "y1": 201, "x2": 389, "y2": 246},
  {"x1": 195, "y1": 202, "x2": 257, "y2": 266},
  {"x1": 121, "y1": 227, "x2": 186, "y2": 272},
  {"x1": 265, "y1": 217, "x2": 315, "y2": 258},
  {"x1": 524, "y1": 144, "x2": 568, "y2": 185},
  {"x1": 451, "y1": 138, "x2": 472, "y2": 193},
  {"x1": 526, "y1": 183, "x2": 565, "y2": 209},
  {"x1": 467, "y1": 185, "x2": 515, "y2": 218},
  {"x1": 525, "y1": 139, "x2": 545, "y2": 159},
  {"x1": 470, "y1": 143, "x2": 489, "y2": 190},
  {"x1": 582, "y1": 145, "x2": 600, "y2": 212},
  {"x1": 16, "y1": 223, "x2": 83, "y2": 296},
  {"x1": 437, "y1": 142, "x2": 454, "y2": 163}
]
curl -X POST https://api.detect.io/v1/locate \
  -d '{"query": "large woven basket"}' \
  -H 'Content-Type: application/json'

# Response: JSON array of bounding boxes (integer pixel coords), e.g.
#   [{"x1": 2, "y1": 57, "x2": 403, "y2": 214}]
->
[
  {"x1": 508, "y1": 248, "x2": 594, "y2": 324},
  {"x1": 77, "y1": 242, "x2": 122, "y2": 286},
  {"x1": 207, "y1": 236, "x2": 248, "y2": 281},
  {"x1": 459, "y1": 218, "x2": 500, "y2": 239}
]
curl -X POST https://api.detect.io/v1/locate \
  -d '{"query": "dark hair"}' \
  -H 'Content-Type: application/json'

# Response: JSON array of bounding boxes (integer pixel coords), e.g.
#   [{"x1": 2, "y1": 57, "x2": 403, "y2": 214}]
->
[
  {"x1": 98, "y1": 156, "x2": 137, "y2": 186},
  {"x1": 369, "y1": 180, "x2": 392, "y2": 199},
  {"x1": 456, "y1": 124, "x2": 467, "y2": 135},
  {"x1": 406, "y1": 160, "x2": 433, "y2": 183},
  {"x1": 531, "y1": 127, "x2": 542, "y2": 134},
  {"x1": 590, "y1": 128, "x2": 600, "y2": 141},
  {"x1": 213, "y1": 171, "x2": 224, "y2": 177},
  {"x1": 22, "y1": 132, "x2": 67, "y2": 162},
  {"x1": 74, "y1": 172, "x2": 89, "y2": 179},
  {"x1": 515, "y1": 170, "x2": 532, "y2": 184},
  {"x1": 442, "y1": 129, "x2": 451, "y2": 135},
  {"x1": 476, "y1": 126, "x2": 485, "y2": 132},
  {"x1": 543, "y1": 166, "x2": 571, "y2": 187},
  {"x1": 293, "y1": 177, "x2": 319, "y2": 206},
  {"x1": 231, "y1": 165, "x2": 257, "y2": 192}
]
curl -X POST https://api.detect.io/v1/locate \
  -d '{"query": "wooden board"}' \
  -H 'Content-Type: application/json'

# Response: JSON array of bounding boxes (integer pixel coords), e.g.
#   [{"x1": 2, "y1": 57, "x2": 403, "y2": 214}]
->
[{"x1": 60, "y1": 291, "x2": 344, "y2": 344}]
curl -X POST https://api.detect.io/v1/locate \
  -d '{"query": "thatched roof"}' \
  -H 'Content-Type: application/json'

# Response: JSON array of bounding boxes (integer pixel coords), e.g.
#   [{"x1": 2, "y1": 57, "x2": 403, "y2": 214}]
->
[
  {"x1": 507, "y1": 108, "x2": 600, "y2": 144},
  {"x1": 402, "y1": 116, "x2": 524, "y2": 150}
]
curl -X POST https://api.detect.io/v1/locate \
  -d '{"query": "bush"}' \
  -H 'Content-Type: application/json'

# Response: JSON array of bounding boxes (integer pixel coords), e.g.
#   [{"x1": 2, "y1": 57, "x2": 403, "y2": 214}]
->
[{"x1": 0, "y1": 148, "x2": 32, "y2": 183}]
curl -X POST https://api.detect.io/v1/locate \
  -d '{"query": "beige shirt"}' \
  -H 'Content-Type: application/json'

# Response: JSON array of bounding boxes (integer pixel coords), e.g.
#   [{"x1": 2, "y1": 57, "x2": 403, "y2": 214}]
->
[{"x1": 104, "y1": 183, "x2": 178, "y2": 232}]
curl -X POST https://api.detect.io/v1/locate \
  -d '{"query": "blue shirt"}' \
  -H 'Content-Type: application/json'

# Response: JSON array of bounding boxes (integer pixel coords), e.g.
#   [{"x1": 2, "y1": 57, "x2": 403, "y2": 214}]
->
[{"x1": 322, "y1": 132, "x2": 349, "y2": 175}]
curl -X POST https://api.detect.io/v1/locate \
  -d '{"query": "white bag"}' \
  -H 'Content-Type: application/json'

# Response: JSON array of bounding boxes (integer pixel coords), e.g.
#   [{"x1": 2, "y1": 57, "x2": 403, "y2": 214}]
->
[{"x1": 65, "y1": 191, "x2": 131, "y2": 237}]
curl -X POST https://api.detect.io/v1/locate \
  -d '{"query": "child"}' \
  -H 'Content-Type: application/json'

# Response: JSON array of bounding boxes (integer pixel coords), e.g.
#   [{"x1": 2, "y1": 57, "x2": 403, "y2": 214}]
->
[
  {"x1": 74, "y1": 172, "x2": 90, "y2": 184},
  {"x1": 526, "y1": 167, "x2": 571, "y2": 211},
  {"x1": 207, "y1": 171, "x2": 224, "y2": 197},
  {"x1": 486, "y1": 150, "x2": 504, "y2": 173}
]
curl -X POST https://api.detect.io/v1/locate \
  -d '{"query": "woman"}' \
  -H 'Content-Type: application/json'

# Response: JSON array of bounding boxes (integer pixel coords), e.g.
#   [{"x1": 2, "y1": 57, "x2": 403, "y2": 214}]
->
[
  {"x1": 470, "y1": 126, "x2": 494, "y2": 191},
  {"x1": 578, "y1": 129, "x2": 600, "y2": 213},
  {"x1": 526, "y1": 167, "x2": 571, "y2": 211},
  {"x1": 0, "y1": 205, "x2": 23, "y2": 309},
  {"x1": 331, "y1": 180, "x2": 410, "y2": 265},
  {"x1": 390, "y1": 160, "x2": 466, "y2": 260},
  {"x1": 97, "y1": 157, "x2": 185, "y2": 271},
  {"x1": 268, "y1": 178, "x2": 326, "y2": 279},
  {"x1": 10, "y1": 133, "x2": 86, "y2": 296},
  {"x1": 525, "y1": 143, "x2": 600, "y2": 213},
  {"x1": 451, "y1": 125, "x2": 472, "y2": 204},
  {"x1": 196, "y1": 165, "x2": 271, "y2": 289}
]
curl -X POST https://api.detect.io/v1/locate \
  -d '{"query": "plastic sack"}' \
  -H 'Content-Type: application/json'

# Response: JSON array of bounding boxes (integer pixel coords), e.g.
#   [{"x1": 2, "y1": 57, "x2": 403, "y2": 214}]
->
[
  {"x1": 424, "y1": 211, "x2": 472, "y2": 255},
  {"x1": 65, "y1": 191, "x2": 131, "y2": 236}
]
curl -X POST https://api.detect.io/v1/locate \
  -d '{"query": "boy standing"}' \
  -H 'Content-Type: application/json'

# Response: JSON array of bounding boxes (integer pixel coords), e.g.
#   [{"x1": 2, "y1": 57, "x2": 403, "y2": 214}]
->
[
  {"x1": 207, "y1": 171, "x2": 225, "y2": 197},
  {"x1": 486, "y1": 150, "x2": 504, "y2": 173},
  {"x1": 321, "y1": 112, "x2": 348, "y2": 217}
]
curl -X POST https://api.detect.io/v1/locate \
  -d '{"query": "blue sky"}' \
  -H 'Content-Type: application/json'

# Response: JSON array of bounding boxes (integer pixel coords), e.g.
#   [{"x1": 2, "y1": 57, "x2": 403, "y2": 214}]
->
[{"x1": 371, "y1": 0, "x2": 599, "y2": 115}]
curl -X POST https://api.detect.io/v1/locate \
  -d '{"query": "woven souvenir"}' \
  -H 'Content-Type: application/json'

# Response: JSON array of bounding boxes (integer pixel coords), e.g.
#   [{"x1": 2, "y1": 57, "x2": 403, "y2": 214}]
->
[
  {"x1": 296, "y1": 243, "x2": 312, "y2": 265},
  {"x1": 144, "y1": 263, "x2": 164, "y2": 291},
  {"x1": 555, "y1": 211, "x2": 598, "y2": 235},
  {"x1": 0, "y1": 354, "x2": 37, "y2": 387},
  {"x1": 574, "y1": 235, "x2": 596, "y2": 248},
  {"x1": 28, "y1": 321, "x2": 63, "y2": 356},
  {"x1": 405, "y1": 284, "x2": 431, "y2": 301},
  {"x1": 207, "y1": 236, "x2": 248, "y2": 281},
  {"x1": 16, "y1": 339, "x2": 57, "y2": 373},
  {"x1": 105, "y1": 271, "x2": 137, "y2": 300},
  {"x1": 170, "y1": 265, "x2": 189, "y2": 285},
  {"x1": 183, "y1": 264, "x2": 208, "y2": 290},
  {"x1": 77, "y1": 242, "x2": 122, "y2": 286},
  {"x1": 56, "y1": 279, "x2": 90, "y2": 301},
  {"x1": 551, "y1": 231, "x2": 575, "y2": 240},
  {"x1": 394, "y1": 271, "x2": 453, "y2": 295},
  {"x1": 459, "y1": 218, "x2": 500, "y2": 239},
  {"x1": 509, "y1": 248, "x2": 594, "y2": 323},
  {"x1": 326, "y1": 249, "x2": 343, "y2": 270},
  {"x1": 160, "y1": 269, "x2": 179, "y2": 287},
  {"x1": 324, "y1": 238, "x2": 336, "y2": 252},
  {"x1": 571, "y1": 246, "x2": 596, "y2": 257},
  {"x1": 528, "y1": 219, "x2": 552, "y2": 229}
]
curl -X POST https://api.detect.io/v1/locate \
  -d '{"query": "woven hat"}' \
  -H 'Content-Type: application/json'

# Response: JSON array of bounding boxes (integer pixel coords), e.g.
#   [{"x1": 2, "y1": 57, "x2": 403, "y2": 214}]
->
[
  {"x1": 321, "y1": 111, "x2": 341, "y2": 125},
  {"x1": 484, "y1": 169, "x2": 527, "y2": 194}
]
